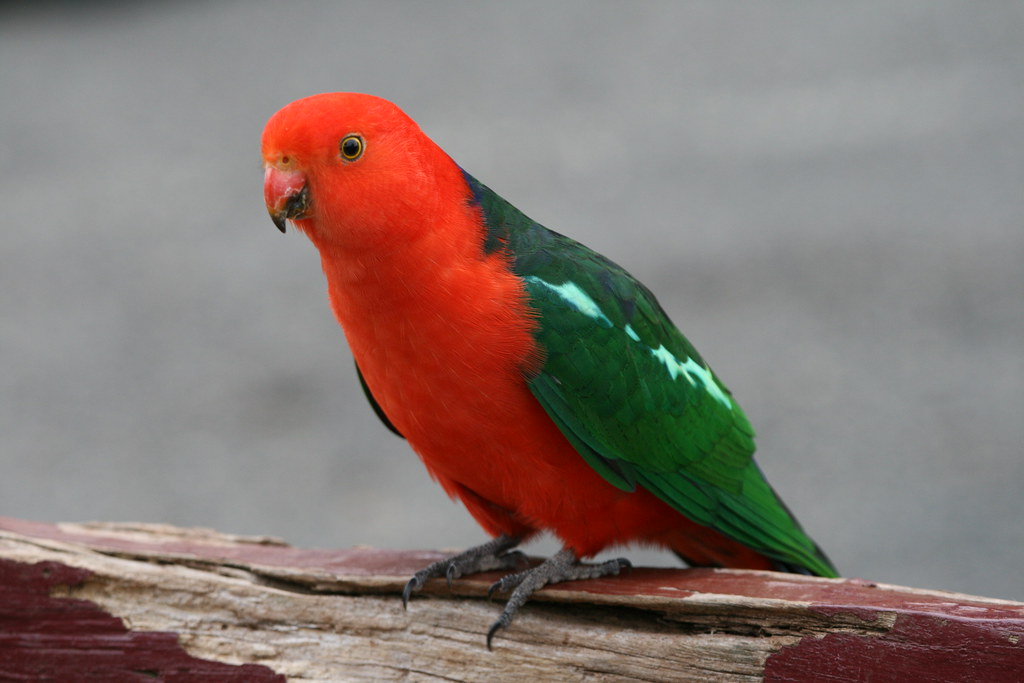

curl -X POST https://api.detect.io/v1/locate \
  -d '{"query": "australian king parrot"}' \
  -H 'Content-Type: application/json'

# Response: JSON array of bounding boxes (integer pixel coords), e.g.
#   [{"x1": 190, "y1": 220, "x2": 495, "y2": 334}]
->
[{"x1": 261, "y1": 92, "x2": 837, "y2": 647}]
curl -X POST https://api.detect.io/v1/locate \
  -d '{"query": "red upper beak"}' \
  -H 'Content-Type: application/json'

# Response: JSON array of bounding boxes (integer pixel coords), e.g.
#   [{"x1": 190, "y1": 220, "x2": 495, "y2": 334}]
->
[{"x1": 264, "y1": 167, "x2": 310, "y2": 233}]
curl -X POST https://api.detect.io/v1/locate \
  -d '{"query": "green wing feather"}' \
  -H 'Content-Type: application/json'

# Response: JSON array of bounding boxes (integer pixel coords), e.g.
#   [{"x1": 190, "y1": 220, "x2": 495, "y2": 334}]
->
[{"x1": 464, "y1": 171, "x2": 836, "y2": 577}]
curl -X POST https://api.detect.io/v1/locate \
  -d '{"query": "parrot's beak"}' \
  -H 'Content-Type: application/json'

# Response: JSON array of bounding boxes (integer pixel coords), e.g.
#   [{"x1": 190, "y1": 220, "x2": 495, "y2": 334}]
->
[{"x1": 264, "y1": 166, "x2": 310, "y2": 233}]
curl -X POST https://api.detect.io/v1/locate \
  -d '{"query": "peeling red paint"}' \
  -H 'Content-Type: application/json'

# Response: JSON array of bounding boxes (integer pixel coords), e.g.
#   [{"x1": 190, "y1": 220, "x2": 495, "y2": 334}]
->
[
  {"x1": 765, "y1": 609, "x2": 1024, "y2": 682},
  {"x1": 0, "y1": 558, "x2": 285, "y2": 681},
  {"x1": 0, "y1": 516, "x2": 434, "y2": 577},
  {"x1": 2, "y1": 517, "x2": 1020, "y2": 613},
  {"x1": 4, "y1": 516, "x2": 1024, "y2": 681}
]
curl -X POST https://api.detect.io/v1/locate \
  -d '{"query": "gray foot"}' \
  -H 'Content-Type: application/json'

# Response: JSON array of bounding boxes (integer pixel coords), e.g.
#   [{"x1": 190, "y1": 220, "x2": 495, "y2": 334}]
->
[
  {"x1": 486, "y1": 548, "x2": 631, "y2": 649},
  {"x1": 402, "y1": 534, "x2": 526, "y2": 608}
]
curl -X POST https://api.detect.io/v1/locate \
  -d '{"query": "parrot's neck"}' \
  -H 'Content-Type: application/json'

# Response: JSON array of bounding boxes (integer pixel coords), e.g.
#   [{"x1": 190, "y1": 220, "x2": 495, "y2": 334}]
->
[{"x1": 316, "y1": 207, "x2": 475, "y2": 300}]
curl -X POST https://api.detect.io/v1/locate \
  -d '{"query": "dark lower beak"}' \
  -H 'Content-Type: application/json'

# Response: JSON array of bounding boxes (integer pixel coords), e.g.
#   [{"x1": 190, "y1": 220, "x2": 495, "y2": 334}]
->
[
  {"x1": 264, "y1": 167, "x2": 311, "y2": 233},
  {"x1": 269, "y1": 185, "x2": 310, "y2": 233}
]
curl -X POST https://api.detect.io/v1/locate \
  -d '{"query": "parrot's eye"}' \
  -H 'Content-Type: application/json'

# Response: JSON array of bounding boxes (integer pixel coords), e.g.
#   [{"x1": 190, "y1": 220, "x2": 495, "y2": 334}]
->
[{"x1": 340, "y1": 135, "x2": 364, "y2": 161}]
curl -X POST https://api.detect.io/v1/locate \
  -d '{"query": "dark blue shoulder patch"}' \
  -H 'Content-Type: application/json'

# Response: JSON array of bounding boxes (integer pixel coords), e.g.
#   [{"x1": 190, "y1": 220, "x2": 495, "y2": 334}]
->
[{"x1": 460, "y1": 168, "x2": 510, "y2": 255}]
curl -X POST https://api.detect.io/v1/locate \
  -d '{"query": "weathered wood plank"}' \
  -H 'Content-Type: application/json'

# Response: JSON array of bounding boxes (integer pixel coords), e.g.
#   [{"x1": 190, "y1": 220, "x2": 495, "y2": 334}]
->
[{"x1": 1, "y1": 517, "x2": 1021, "y2": 682}]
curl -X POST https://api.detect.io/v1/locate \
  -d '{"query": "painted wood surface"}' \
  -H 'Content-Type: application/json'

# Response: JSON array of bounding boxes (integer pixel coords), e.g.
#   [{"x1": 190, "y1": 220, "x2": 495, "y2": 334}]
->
[{"x1": 1, "y1": 517, "x2": 1021, "y2": 681}]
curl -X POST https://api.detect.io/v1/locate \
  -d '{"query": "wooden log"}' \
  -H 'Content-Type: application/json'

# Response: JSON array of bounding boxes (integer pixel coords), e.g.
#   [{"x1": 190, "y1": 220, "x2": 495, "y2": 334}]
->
[{"x1": 0, "y1": 517, "x2": 1021, "y2": 682}]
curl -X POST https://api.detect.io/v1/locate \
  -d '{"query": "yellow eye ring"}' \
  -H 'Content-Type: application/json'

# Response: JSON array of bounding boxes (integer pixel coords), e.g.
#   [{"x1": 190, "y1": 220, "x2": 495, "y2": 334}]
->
[{"x1": 340, "y1": 134, "x2": 364, "y2": 161}]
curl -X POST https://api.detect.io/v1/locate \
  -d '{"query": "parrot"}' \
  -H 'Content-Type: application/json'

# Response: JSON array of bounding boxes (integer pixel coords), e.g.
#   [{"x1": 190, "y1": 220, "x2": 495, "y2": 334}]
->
[{"x1": 261, "y1": 93, "x2": 837, "y2": 647}]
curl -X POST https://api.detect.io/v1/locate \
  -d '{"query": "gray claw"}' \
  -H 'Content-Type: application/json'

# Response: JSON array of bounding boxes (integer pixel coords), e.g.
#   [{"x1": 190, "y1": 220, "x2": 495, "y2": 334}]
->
[
  {"x1": 401, "y1": 534, "x2": 522, "y2": 607},
  {"x1": 484, "y1": 549, "x2": 632, "y2": 648},
  {"x1": 401, "y1": 575, "x2": 424, "y2": 609}
]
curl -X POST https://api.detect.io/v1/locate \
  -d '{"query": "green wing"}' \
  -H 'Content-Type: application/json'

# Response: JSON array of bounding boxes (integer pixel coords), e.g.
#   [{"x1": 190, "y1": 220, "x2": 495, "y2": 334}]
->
[{"x1": 464, "y1": 171, "x2": 836, "y2": 577}]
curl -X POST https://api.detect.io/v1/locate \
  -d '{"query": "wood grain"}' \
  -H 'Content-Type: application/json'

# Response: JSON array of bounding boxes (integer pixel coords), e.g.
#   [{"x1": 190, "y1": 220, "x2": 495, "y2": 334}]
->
[{"x1": 1, "y1": 517, "x2": 1021, "y2": 682}]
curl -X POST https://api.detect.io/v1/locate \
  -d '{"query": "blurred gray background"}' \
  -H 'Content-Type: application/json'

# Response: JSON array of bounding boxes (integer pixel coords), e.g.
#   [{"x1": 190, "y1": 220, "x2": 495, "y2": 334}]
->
[{"x1": 2, "y1": 2, "x2": 1022, "y2": 602}]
